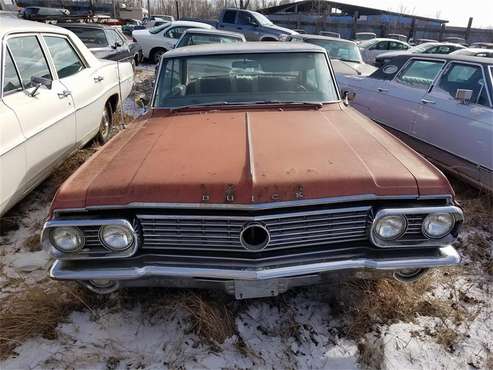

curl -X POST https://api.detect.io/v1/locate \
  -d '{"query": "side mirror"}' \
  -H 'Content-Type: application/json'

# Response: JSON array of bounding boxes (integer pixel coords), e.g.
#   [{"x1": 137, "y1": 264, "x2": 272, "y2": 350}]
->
[
  {"x1": 28, "y1": 76, "x2": 52, "y2": 97},
  {"x1": 455, "y1": 89, "x2": 473, "y2": 104},
  {"x1": 343, "y1": 90, "x2": 356, "y2": 106}
]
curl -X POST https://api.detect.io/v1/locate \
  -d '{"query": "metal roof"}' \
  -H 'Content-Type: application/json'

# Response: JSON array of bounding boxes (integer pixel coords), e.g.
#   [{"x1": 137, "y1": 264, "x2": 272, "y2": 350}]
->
[
  {"x1": 292, "y1": 33, "x2": 356, "y2": 44},
  {"x1": 259, "y1": 0, "x2": 449, "y2": 24},
  {"x1": 164, "y1": 41, "x2": 325, "y2": 58},
  {"x1": 0, "y1": 16, "x2": 72, "y2": 35}
]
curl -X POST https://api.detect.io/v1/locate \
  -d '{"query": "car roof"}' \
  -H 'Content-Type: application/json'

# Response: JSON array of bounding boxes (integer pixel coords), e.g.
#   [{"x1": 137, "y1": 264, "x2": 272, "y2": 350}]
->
[
  {"x1": 164, "y1": 41, "x2": 325, "y2": 58},
  {"x1": 417, "y1": 42, "x2": 465, "y2": 47},
  {"x1": 0, "y1": 17, "x2": 72, "y2": 36},
  {"x1": 57, "y1": 23, "x2": 111, "y2": 30},
  {"x1": 293, "y1": 34, "x2": 355, "y2": 44},
  {"x1": 181, "y1": 28, "x2": 244, "y2": 38},
  {"x1": 389, "y1": 53, "x2": 493, "y2": 65},
  {"x1": 166, "y1": 20, "x2": 214, "y2": 28},
  {"x1": 367, "y1": 38, "x2": 407, "y2": 43}
]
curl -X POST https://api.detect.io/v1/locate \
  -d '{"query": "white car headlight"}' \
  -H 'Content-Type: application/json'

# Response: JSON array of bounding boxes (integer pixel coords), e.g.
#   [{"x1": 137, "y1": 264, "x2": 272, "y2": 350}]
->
[
  {"x1": 373, "y1": 215, "x2": 406, "y2": 240},
  {"x1": 50, "y1": 227, "x2": 84, "y2": 253},
  {"x1": 100, "y1": 224, "x2": 134, "y2": 251},
  {"x1": 422, "y1": 213, "x2": 454, "y2": 239}
]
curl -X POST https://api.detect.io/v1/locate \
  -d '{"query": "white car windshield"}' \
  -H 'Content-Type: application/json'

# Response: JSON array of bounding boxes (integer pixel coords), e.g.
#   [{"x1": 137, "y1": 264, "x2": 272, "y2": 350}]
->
[
  {"x1": 306, "y1": 39, "x2": 361, "y2": 63},
  {"x1": 154, "y1": 52, "x2": 338, "y2": 108}
]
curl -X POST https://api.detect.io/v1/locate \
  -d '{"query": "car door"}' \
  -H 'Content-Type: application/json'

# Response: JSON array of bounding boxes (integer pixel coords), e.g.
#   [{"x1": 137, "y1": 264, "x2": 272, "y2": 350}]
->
[
  {"x1": 371, "y1": 59, "x2": 446, "y2": 133},
  {"x1": 236, "y1": 11, "x2": 259, "y2": 40},
  {"x1": 2, "y1": 34, "x2": 76, "y2": 192},
  {"x1": 388, "y1": 40, "x2": 408, "y2": 52},
  {"x1": 414, "y1": 62, "x2": 493, "y2": 185},
  {"x1": 105, "y1": 28, "x2": 132, "y2": 63},
  {"x1": 365, "y1": 41, "x2": 388, "y2": 64},
  {"x1": 218, "y1": 10, "x2": 237, "y2": 32},
  {"x1": 0, "y1": 49, "x2": 27, "y2": 215},
  {"x1": 42, "y1": 34, "x2": 107, "y2": 146}
]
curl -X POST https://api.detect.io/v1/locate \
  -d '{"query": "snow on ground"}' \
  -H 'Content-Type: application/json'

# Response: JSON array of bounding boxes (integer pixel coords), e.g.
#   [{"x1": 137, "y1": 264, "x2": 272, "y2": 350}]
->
[{"x1": 1, "y1": 65, "x2": 492, "y2": 370}]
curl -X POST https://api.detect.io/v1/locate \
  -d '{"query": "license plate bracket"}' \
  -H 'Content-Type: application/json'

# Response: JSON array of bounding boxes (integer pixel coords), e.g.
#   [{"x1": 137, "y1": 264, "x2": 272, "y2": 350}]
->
[{"x1": 234, "y1": 279, "x2": 282, "y2": 299}]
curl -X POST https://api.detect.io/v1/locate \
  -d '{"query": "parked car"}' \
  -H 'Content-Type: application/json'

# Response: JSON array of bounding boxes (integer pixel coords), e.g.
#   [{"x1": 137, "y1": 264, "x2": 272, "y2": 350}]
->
[
  {"x1": 132, "y1": 20, "x2": 214, "y2": 63},
  {"x1": 287, "y1": 34, "x2": 377, "y2": 76},
  {"x1": 217, "y1": 8, "x2": 297, "y2": 41},
  {"x1": 59, "y1": 23, "x2": 142, "y2": 65},
  {"x1": 354, "y1": 32, "x2": 376, "y2": 43},
  {"x1": 121, "y1": 19, "x2": 144, "y2": 36},
  {"x1": 42, "y1": 42, "x2": 463, "y2": 297},
  {"x1": 338, "y1": 54, "x2": 492, "y2": 192},
  {"x1": 19, "y1": 6, "x2": 69, "y2": 21},
  {"x1": 387, "y1": 34, "x2": 408, "y2": 42},
  {"x1": 408, "y1": 38, "x2": 438, "y2": 46},
  {"x1": 174, "y1": 29, "x2": 245, "y2": 49},
  {"x1": 0, "y1": 18, "x2": 134, "y2": 217},
  {"x1": 451, "y1": 48, "x2": 493, "y2": 58},
  {"x1": 470, "y1": 42, "x2": 493, "y2": 50},
  {"x1": 443, "y1": 36, "x2": 466, "y2": 45},
  {"x1": 319, "y1": 31, "x2": 340, "y2": 38},
  {"x1": 151, "y1": 15, "x2": 174, "y2": 23},
  {"x1": 358, "y1": 38, "x2": 410, "y2": 64},
  {"x1": 375, "y1": 42, "x2": 465, "y2": 66}
]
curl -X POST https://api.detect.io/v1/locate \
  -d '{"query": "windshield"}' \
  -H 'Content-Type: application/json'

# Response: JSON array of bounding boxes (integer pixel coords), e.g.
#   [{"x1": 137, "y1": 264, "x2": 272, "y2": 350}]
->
[
  {"x1": 254, "y1": 13, "x2": 274, "y2": 26},
  {"x1": 69, "y1": 28, "x2": 108, "y2": 47},
  {"x1": 154, "y1": 52, "x2": 338, "y2": 108},
  {"x1": 306, "y1": 39, "x2": 361, "y2": 63},
  {"x1": 177, "y1": 34, "x2": 243, "y2": 48},
  {"x1": 149, "y1": 23, "x2": 170, "y2": 34}
]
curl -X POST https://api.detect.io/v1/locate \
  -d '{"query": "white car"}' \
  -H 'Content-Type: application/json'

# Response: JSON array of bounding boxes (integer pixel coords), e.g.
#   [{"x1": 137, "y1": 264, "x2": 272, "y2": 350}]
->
[
  {"x1": 358, "y1": 38, "x2": 410, "y2": 65},
  {"x1": 132, "y1": 20, "x2": 214, "y2": 63},
  {"x1": 0, "y1": 18, "x2": 134, "y2": 216}
]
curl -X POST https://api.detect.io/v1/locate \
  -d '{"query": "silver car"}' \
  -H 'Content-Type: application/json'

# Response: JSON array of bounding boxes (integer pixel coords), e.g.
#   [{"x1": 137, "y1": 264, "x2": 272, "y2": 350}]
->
[{"x1": 338, "y1": 54, "x2": 493, "y2": 192}]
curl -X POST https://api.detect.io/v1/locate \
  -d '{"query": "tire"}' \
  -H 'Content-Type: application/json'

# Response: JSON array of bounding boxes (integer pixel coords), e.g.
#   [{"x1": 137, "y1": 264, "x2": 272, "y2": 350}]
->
[
  {"x1": 96, "y1": 105, "x2": 112, "y2": 145},
  {"x1": 151, "y1": 48, "x2": 166, "y2": 64}
]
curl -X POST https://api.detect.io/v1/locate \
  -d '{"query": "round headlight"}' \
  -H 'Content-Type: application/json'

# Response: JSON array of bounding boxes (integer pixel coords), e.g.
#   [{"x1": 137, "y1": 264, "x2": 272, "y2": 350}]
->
[
  {"x1": 422, "y1": 213, "x2": 454, "y2": 239},
  {"x1": 50, "y1": 227, "x2": 84, "y2": 253},
  {"x1": 373, "y1": 215, "x2": 406, "y2": 240},
  {"x1": 100, "y1": 224, "x2": 134, "y2": 251}
]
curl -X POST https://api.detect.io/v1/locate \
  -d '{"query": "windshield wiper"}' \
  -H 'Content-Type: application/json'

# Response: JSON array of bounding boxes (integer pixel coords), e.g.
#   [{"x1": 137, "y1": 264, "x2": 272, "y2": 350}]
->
[{"x1": 169, "y1": 100, "x2": 324, "y2": 112}]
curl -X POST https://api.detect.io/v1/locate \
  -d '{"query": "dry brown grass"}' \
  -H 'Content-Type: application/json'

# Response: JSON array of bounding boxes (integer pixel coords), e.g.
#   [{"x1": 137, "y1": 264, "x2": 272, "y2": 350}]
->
[
  {"x1": 0, "y1": 281, "x2": 93, "y2": 360},
  {"x1": 180, "y1": 292, "x2": 235, "y2": 346},
  {"x1": 331, "y1": 277, "x2": 459, "y2": 339},
  {"x1": 434, "y1": 324, "x2": 459, "y2": 352}
]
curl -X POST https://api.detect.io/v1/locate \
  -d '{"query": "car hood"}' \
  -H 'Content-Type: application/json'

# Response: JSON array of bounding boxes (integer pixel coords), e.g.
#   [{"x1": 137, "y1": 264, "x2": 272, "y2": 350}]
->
[
  {"x1": 263, "y1": 24, "x2": 297, "y2": 35},
  {"x1": 52, "y1": 105, "x2": 452, "y2": 210},
  {"x1": 332, "y1": 60, "x2": 377, "y2": 76}
]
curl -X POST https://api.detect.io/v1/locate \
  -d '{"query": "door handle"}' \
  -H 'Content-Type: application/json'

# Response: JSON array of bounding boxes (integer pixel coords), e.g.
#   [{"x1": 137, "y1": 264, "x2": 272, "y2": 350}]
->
[
  {"x1": 94, "y1": 76, "x2": 104, "y2": 83},
  {"x1": 377, "y1": 88, "x2": 389, "y2": 93},
  {"x1": 421, "y1": 99, "x2": 436, "y2": 104},
  {"x1": 57, "y1": 90, "x2": 71, "y2": 99}
]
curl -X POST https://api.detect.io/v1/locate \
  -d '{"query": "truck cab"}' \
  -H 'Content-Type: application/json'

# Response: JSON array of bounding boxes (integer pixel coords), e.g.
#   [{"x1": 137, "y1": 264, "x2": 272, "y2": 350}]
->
[{"x1": 217, "y1": 8, "x2": 296, "y2": 41}]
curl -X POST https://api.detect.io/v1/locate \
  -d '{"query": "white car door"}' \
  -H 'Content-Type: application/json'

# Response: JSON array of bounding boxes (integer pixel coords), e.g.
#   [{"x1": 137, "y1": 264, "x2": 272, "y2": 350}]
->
[
  {"x1": 364, "y1": 41, "x2": 388, "y2": 64},
  {"x1": 373, "y1": 58, "x2": 446, "y2": 133},
  {"x1": 414, "y1": 62, "x2": 493, "y2": 186},
  {"x1": 0, "y1": 50, "x2": 26, "y2": 215},
  {"x1": 2, "y1": 35, "x2": 76, "y2": 192},
  {"x1": 42, "y1": 34, "x2": 108, "y2": 146}
]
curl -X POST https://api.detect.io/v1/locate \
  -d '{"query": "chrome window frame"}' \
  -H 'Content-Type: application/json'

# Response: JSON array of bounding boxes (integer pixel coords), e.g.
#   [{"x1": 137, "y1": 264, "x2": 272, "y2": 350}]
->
[{"x1": 391, "y1": 57, "x2": 447, "y2": 91}]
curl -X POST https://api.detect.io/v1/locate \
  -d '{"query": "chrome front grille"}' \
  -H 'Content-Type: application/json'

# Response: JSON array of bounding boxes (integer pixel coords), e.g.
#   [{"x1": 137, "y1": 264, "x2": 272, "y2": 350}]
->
[{"x1": 137, "y1": 206, "x2": 371, "y2": 252}]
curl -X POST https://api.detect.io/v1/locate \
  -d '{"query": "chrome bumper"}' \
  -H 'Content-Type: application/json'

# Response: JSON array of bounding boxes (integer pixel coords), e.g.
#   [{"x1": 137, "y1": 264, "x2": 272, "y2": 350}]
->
[{"x1": 50, "y1": 245, "x2": 460, "y2": 282}]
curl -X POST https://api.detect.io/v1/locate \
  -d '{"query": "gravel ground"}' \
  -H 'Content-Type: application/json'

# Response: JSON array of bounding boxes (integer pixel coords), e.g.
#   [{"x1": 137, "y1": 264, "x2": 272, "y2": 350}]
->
[{"x1": 0, "y1": 65, "x2": 492, "y2": 370}]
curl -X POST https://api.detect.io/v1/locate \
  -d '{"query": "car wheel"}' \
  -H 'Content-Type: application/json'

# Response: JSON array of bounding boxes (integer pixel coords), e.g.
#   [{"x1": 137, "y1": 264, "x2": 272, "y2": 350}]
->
[
  {"x1": 96, "y1": 105, "x2": 112, "y2": 145},
  {"x1": 151, "y1": 48, "x2": 166, "y2": 64}
]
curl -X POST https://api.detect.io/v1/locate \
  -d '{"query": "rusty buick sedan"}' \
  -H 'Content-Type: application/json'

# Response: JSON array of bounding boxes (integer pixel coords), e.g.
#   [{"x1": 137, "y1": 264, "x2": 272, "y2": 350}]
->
[{"x1": 42, "y1": 43, "x2": 463, "y2": 298}]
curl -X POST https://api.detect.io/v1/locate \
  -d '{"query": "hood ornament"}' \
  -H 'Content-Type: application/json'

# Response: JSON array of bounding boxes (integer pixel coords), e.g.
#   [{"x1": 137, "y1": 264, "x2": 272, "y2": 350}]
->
[{"x1": 225, "y1": 185, "x2": 235, "y2": 202}]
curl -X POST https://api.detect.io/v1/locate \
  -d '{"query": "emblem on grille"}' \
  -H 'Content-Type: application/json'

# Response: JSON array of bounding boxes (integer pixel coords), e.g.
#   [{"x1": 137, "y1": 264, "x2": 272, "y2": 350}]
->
[{"x1": 240, "y1": 223, "x2": 270, "y2": 251}]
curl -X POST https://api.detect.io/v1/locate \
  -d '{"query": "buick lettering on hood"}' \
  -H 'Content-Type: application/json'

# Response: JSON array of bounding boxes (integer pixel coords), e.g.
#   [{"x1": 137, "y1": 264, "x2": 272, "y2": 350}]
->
[{"x1": 42, "y1": 43, "x2": 463, "y2": 299}]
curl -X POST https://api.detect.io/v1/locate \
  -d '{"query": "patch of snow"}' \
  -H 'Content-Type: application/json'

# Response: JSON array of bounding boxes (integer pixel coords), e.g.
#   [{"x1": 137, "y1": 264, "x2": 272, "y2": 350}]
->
[{"x1": 5, "y1": 250, "x2": 50, "y2": 273}]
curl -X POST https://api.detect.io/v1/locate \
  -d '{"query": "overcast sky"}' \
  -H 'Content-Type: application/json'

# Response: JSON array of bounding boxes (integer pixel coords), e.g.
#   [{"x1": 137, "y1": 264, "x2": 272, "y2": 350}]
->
[{"x1": 340, "y1": 0, "x2": 493, "y2": 28}]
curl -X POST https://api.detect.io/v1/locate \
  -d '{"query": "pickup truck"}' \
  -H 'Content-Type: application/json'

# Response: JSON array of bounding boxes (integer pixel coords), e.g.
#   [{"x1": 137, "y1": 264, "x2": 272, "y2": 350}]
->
[{"x1": 216, "y1": 8, "x2": 297, "y2": 41}]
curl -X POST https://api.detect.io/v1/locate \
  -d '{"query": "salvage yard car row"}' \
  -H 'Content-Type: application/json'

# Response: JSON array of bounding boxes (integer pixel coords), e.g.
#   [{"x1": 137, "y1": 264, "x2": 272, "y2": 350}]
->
[{"x1": 0, "y1": 14, "x2": 491, "y2": 299}]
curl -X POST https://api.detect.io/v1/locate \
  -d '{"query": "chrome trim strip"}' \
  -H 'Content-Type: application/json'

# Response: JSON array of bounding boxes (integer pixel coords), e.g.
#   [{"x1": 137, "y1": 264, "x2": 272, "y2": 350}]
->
[
  {"x1": 42, "y1": 219, "x2": 139, "y2": 260},
  {"x1": 370, "y1": 206, "x2": 463, "y2": 248},
  {"x1": 52, "y1": 194, "x2": 453, "y2": 214},
  {"x1": 49, "y1": 245, "x2": 460, "y2": 281}
]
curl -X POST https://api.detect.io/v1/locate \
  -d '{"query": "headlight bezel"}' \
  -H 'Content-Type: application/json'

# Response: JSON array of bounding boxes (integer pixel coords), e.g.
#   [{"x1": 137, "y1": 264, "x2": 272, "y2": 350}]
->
[
  {"x1": 42, "y1": 219, "x2": 138, "y2": 260},
  {"x1": 371, "y1": 206, "x2": 463, "y2": 248}
]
